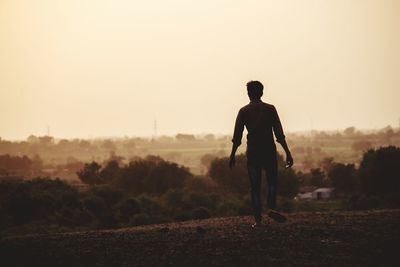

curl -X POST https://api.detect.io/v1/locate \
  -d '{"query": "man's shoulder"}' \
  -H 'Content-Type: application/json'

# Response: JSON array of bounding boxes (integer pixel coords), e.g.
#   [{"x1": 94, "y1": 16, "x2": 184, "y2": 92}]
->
[
  {"x1": 240, "y1": 101, "x2": 275, "y2": 111},
  {"x1": 262, "y1": 102, "x2": 275, "y2": 109}
]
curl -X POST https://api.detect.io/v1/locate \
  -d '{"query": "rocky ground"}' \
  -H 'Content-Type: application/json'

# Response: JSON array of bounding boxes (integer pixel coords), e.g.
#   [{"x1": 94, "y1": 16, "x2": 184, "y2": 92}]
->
[{"x1": 1, "y1": 209, "x2": 399, "y2": 267}]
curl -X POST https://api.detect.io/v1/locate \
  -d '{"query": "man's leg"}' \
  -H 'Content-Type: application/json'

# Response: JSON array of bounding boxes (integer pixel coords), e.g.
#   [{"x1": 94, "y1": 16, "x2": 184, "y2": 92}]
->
[
  {"x1": 265, "y1": 153, "x2": 287, "y2": 223},
  {"x1": 265, "y1": 154, "x2": 278, "y2": 210},
  {"x1": 247, "y1": 162, "x2": 262, "y2": 223}
]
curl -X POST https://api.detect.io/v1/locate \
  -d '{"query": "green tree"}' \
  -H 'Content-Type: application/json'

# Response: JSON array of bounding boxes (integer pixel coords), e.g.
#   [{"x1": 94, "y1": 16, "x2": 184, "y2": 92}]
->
[
  {"x1": 359, "y1": 146, "x2": 400, "y2": 195},
  {"x1": 277, "y1": 168, "x2": 300, "y2": 198},
  {"x1": 310, "y1": 168, "x2": 326, "y2": 187},
  {"x1": 208, "y1": 154, "x2": 248, "y2": 195},
  {"x1": 99, "y1": 160, "x2": 121, "y2": 182},
  {"x1": 118, "y1": 198, "x2": 141, "y2": 220},
  {"x1": 112, "y1": 157, "x2": 191, "y2": 195},
  {"x1": 77, "y1": 161, "x2": 102, "y2": 185},
  {"x1": 328, "y1": 163, "x2": 357, "y2": 194}
]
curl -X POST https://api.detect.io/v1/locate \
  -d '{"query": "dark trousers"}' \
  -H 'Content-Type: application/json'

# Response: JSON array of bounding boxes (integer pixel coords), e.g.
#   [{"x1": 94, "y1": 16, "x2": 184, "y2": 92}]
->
[{"x1": 247, "y1": 151, "x2": 278, "y2": 222}]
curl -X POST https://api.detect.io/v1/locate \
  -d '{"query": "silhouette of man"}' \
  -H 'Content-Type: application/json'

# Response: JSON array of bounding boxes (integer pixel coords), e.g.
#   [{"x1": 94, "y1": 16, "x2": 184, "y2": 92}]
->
[{"x1": 229, "y1": 81, "x2": 293, "y2": 227}]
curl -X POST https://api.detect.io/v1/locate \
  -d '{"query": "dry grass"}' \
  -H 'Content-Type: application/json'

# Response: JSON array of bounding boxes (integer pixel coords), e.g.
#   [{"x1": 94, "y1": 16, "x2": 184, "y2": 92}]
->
[{"x1": 1, "y1": 209, "x2": 399, "y2": 267}]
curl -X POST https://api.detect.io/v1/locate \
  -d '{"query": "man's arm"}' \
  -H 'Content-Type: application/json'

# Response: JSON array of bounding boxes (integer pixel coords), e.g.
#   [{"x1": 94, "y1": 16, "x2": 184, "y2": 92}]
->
[
  {"x1": 229, "y1": 143, "x2": 239, "y2": 169},
  {"x1": 229, "y1": 110, "x2": 244, "y2": 169},
  {"x1": 278, "y1": 138, "x2": 293, "y2": 168},
  {"x1": 272, "y1": 106, "x2": 294, "y2": 168}
]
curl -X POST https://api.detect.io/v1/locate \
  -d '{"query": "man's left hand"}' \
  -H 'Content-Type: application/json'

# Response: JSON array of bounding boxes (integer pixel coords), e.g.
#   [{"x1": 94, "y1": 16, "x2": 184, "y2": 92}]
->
[{"x1": 286, "y1": 154, "x2": 294, "y2": 168}]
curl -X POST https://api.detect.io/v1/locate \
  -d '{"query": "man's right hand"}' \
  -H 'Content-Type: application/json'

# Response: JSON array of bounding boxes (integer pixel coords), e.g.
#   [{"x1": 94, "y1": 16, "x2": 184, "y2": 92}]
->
[{"x1": 229, "y1": 155, "x2": 236, "y2": 169}]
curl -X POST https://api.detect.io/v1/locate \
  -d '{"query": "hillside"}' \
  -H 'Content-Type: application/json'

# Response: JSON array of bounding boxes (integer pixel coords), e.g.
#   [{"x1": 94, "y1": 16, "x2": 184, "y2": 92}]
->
[{"x1": 1, "y1": 210, "x2": 399, "y2": 267}]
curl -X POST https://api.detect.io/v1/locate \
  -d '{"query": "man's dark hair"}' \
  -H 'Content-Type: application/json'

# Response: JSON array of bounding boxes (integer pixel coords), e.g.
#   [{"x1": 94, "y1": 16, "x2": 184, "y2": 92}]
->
[{"x1": 246, "y1": 81, "x2": 263, "y2": 99}]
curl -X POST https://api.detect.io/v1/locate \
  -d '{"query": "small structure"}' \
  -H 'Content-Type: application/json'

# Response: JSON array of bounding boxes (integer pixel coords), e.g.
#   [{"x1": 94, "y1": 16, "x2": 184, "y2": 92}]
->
[
  {"x1": 312, "y1": 188, "x2": 334, "y2": 200},
  {"x1": 296, "y1": 186, "x2": 334, "y2": 200},
  {"x1": 296, "y1": 186, "x2": 317, "y2": 200}
]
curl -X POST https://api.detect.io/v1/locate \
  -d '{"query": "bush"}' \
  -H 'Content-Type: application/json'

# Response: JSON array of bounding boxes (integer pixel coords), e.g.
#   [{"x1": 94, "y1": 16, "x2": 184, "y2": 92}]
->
[
  {"x1": 112, "y1": 157, "x2": 192, "y2": 195},
  {"x1": 1, "y1": 178, "x2": 79, "y2": 225},
  {"x1": 82, "y1": 195, "x2": 107, "y2": 217},
  {"x1": 163, "y1": 189, "x2": 184, "y2": 209},
  {"x1": 208, "y1": 154, "x2": 249, "y2": 195},
  {"x1": 173, "y1": 210, "x2": 193, "y2": 222},
  {"x1": 216, "y1": 199, "x2": 243, "y2": 216},
  {"x1": 130, "y1": 213, "x2": 151, "y2": 226},
  {"x1": 118, "y1": 198, "x2": 142, "y2": 220},
  {"x1": 328, "y1": 163, "x2": 357, "y2": 195},
  {"x1": 277, "y1": 197, "x2": 296, "y2": 213},
  {"x1": 295, "y1": 201, "x2": 322, "y2": 212},
  {"x1": 192, "y1": 207, "x2": 211, "y2": 220},
  {"x1": 137, "y1": 195, "x2": 162, "y2": 216},
  {"x1": 73, "y1": 209, "x2": 93, "y2": 226},
  {"x1": 184, "y1": 176, "x2": 212, "y2": 193},
  {"x1": 277, "y1": 168, "x2": 300, "y2": 198},
  {"x1": 89, "y1": 186, "x2": 123, "y2": 207},
  {"x1": 97, "y1": 213, "x2": 119, "y2": 229},
  {"x1": 347, "y1": 195, "x2": 381, "y2": 210},
  {"x1": 359, "y1": 146, "x2": 400, "y2": 195},
  {"x1": 183, "y1": 192, "x2": 220, "y2": 211},
  {"x1": 237, "y1": 196, "x2": 253, "y2": 216}
]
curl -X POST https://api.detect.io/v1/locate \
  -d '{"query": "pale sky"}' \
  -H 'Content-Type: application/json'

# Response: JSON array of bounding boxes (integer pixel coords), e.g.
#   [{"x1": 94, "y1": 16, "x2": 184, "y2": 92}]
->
[{"x1": 1, "y1": 0, "x2": 399, "y2": 140}]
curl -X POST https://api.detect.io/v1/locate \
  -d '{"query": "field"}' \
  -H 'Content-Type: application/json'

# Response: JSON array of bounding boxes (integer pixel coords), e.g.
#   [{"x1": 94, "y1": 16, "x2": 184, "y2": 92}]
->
[{"x1": 1, "y1": 209, "x2": 399, "y2": 267}]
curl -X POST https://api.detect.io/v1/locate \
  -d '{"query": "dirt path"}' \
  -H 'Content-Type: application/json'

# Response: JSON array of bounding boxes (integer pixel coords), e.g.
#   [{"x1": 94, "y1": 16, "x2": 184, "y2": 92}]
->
[{"x1": 1, "y1": 209, "x2": 399, "y2": 267}]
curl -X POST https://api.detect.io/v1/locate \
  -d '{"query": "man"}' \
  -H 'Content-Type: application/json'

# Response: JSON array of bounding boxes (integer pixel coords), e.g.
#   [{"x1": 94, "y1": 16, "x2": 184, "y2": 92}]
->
[{"x1": 229, "y1": 80, "x2": 293, "y2": 227}]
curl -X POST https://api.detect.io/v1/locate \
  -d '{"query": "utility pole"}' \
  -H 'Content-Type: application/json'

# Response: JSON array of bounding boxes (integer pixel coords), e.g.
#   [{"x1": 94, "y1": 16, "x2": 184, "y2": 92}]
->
[{"x1": 153, "y1": 119, "x2": 158, "y2": 139}]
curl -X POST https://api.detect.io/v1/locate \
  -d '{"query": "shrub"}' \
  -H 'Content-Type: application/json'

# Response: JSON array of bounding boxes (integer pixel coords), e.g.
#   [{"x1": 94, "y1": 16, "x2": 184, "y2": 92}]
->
[
  {"x1": 173, "y1": 210, "x2": 193, "y2": 222},
  {"x1": 1, "y1": 178, "x2": 79, "y2": 225},
  {"x1": 359, "y1": 146, "x2": 400, "y2": 195},
  {"x1": 163, "y1": 189, "x2": 184, "y2": 209},
  {"x1": 118, "y1": 198, "x2": 141, "y2": 220},
  {"x1": 130, "y1": 213, "x2": 151, "y2": 226},
  {"x1": 277, "y1": 168, "x2": 300, "y2": 198},
  {"x1": 208, "y1": 154, "x2": 249, "y2": 195},
  {"x1": 137, "y1": 195, "x2": 162, "y2": 216},
  {"x1": 97, "y1": 213, "x2": 119, "y2": 229},
  {"x1": 277, "y1": 197, "x2": 296, "y2": 213},
  {"x1": 89, "y1": 186, "x2": 123, "y2": 207},
  {"x1": 216, "y1": 199, "x2": 243, "y2": 216},
  {"x1": 183, "y1": 192, "x2": 219, "y2": 211},
  {"x1": 347, "y1": 195, "x2": 381, "y2": 210},
  {"x1": 192, "y1": 207, "x2": 211, "y2": 220},
  {"x1": 328, "y1": 163, "x2": 357, "y2": 195}
]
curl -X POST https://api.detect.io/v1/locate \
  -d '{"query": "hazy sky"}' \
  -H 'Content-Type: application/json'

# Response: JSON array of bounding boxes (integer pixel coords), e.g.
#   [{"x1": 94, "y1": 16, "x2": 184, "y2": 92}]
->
[{"x1": 1, "y1": 0, "x2": 399, "y2": 140}]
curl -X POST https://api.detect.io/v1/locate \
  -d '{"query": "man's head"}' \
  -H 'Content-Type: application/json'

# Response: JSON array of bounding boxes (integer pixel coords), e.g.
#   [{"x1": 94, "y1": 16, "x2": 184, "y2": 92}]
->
[{"x1": 246, "y1": 80, "x2": 263, "y2": 100}]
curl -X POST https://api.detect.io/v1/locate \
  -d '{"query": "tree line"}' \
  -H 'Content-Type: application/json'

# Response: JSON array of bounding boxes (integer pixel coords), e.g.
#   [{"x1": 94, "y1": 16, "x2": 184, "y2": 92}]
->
[{"x1": 0, "y1": 146, "x2": 399, "y2": 237}]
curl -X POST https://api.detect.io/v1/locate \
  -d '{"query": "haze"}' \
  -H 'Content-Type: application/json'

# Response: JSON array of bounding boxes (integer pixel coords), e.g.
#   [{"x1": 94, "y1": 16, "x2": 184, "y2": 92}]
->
[{"x1": 1, "y1": 0, "x2": 399, "y2": 140}]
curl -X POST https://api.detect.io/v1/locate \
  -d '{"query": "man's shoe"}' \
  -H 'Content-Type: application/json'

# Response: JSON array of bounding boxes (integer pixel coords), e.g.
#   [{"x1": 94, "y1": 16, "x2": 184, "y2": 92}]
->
[{"x1": 268, "y1": 210, "x2": 287, "y2": 223}]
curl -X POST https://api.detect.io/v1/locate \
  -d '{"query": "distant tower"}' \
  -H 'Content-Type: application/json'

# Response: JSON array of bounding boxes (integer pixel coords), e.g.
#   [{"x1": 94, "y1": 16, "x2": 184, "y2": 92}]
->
[
  {"x1": 46, "y1": 125, "x2": 50, "y2": 136},
  {"x1": 153, "y1": 119, "x2": 158, "y2": 139}
]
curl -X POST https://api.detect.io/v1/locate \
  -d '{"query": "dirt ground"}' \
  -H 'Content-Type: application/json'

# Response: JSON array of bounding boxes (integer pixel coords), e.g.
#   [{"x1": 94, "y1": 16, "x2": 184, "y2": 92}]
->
[{"x1": 1, "y1": 209, "x2": 399, "y2": 267}]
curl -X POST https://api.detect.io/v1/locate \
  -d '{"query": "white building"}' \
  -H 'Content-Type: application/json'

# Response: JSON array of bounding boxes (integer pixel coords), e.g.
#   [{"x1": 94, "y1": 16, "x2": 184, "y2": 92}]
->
[
  {"x1": 296, "y1": 186, "x2": 317, "y2": 200},
  {"x1": 296, "y1": 187, "x2": 334, "y2": 200},
  {"x1": 312, "y1": 188, "x2": 334, "y2": 200}
]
